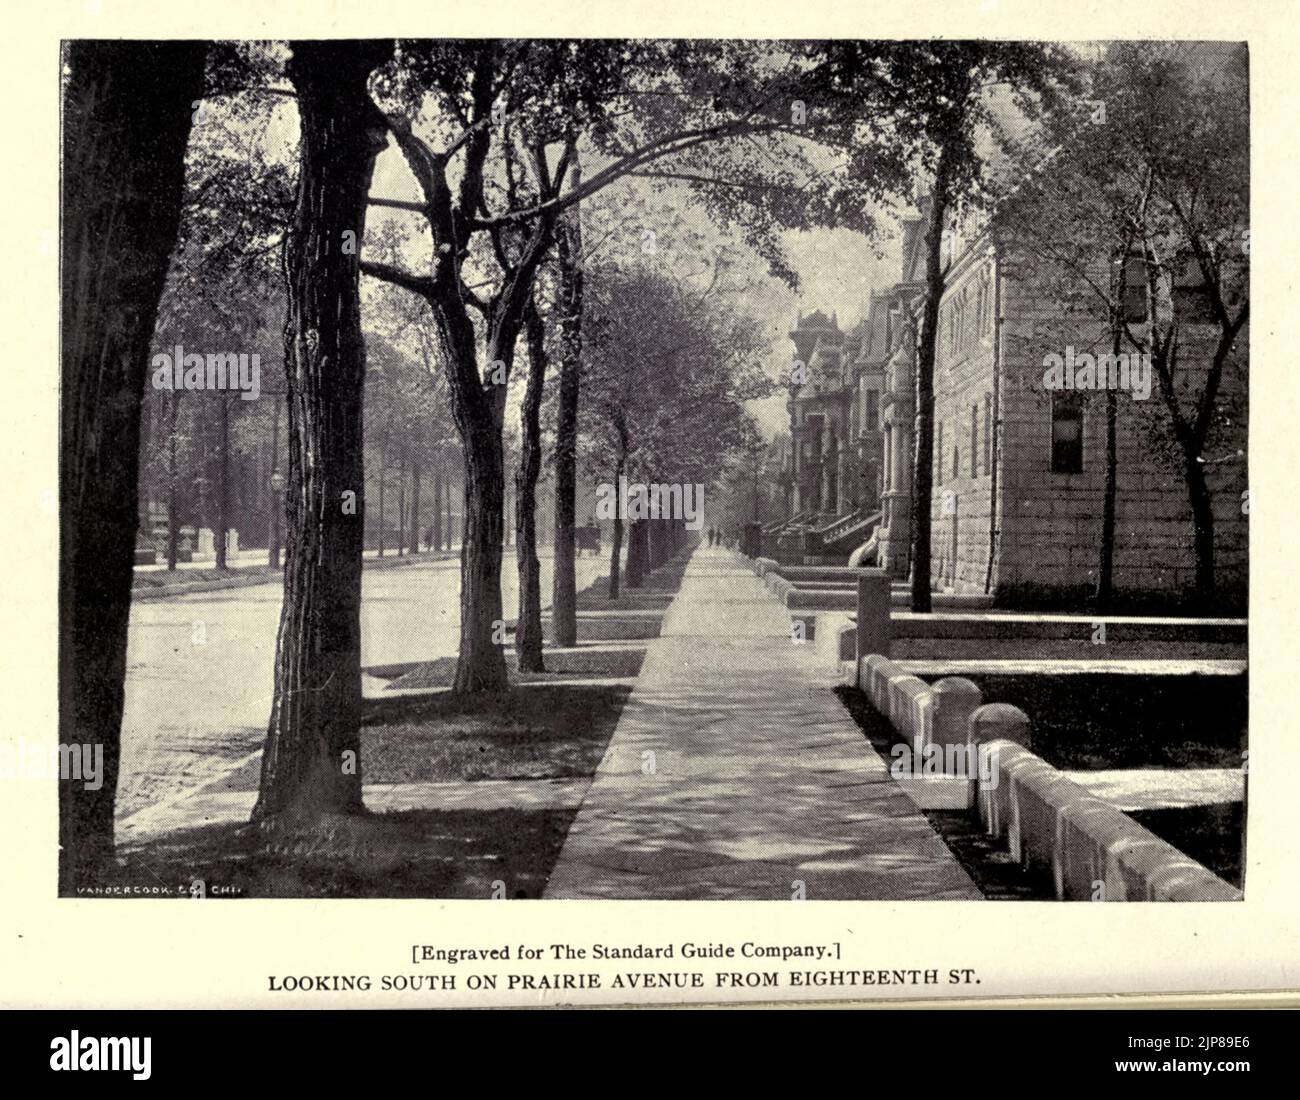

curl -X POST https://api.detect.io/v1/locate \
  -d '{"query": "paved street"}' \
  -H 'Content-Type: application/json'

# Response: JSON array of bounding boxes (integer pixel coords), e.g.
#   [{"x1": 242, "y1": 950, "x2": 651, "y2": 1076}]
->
[{"x1": 117, "y1": 550, "x2": 604, "y2": 824}]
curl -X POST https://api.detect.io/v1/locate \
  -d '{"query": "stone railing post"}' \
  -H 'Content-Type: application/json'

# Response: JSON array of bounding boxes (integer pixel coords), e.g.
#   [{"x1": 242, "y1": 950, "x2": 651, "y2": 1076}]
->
[
  {"x1": 927, "y1": 677, "x2": 982, "y2": 763},
  {"x1": 856, "y1": 568, "x2": 891, "y2": 660},
  {"x1": 967, "y1": 703, "x2": 1032, "y2": 812}
]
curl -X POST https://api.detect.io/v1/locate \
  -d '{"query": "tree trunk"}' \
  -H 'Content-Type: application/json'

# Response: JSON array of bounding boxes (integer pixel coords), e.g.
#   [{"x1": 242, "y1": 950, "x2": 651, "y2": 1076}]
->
[
  {"x1": 166, "y1": 395, "x2": 181, "y2": 571},
  {"x1": 376, "y1": 459, "x2": 386, "y2": 558},
  {"x1": 910, "y1": 142, "x2": 957, "y2": 614},
  {"x1": 1095, "y1": 379, "x2": 1119, "y2": 611},
  {"x1": 515, "y1": 297, "x2": 548, "y2": 671},
  {"x1": 432, "y1": 461, "x2": 443, "y2": 552},
  {"x1": 409, "y1": 459, "x2": 421, "y2": 555},
  {"x1": 420, "y1": 224, "x2": 554, "y2": 693},
  {"x1": 445, "y1": 469, "x2": 454, "y2": 550},
  {"x1": 626, "y1": 517, "x2": 648, "y2": 589},
  {"x1": 59, "y1": 39, "x2": 204, "y2": 891},
  {"x1": 1186, "y1": 454, "x2": 1217, "y2": 606},
  {"x1": 454, "y1": 430, "x2": 508, "y2": 692},
  {"x1": 267, "y1": 395, "x2": 282, "y2": 568},
  {"x1": 397, "y1": 450, "x2": 407, "y2": 556},
  {"x1": 216, "y1": 398, "x2": 230, "y2": 569},
  {"x1": 646, "y1": 517, "x2": 659, "y2": 573},
  {"x1": 551, "y1": 181, "x2": 584, "y2": 647},
  {"x1": 608, "y1": 461, "x2": 624, "y2": 600},
  {"x1": 253, "y1": 39, "x2": 392, "y2": 824}
]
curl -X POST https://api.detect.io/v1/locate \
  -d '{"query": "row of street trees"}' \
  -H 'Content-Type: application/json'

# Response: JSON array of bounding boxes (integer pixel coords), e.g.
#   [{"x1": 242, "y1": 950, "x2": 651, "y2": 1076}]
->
[{"x1": 69, "y1": 38, "x2": 1220, "y2": 883}]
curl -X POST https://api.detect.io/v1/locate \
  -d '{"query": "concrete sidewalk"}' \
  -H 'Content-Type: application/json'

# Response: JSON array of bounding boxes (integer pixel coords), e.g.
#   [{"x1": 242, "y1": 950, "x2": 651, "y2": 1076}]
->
[{"x1": 544, "y1": 546, "x2": 980, "y2": 900}]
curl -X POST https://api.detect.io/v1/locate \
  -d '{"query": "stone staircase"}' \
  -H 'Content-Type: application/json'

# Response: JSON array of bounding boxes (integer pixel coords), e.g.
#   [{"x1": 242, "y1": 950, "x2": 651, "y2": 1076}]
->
[{"x1": 808, "y1": 509, "x2": 882, "y2": 561}]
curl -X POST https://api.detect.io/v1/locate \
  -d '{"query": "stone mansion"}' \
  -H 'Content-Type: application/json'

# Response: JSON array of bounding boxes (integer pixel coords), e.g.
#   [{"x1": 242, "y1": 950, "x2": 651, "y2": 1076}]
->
[{"x1": 775, "y1": 200, "x2": 1248, "y2": 608}]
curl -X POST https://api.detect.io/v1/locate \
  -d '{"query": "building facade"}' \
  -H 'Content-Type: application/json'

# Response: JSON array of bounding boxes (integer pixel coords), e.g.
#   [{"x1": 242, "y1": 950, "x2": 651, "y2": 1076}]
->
[{"x1": 782, "y1": 201, "x2": 1249, "y2": 608}]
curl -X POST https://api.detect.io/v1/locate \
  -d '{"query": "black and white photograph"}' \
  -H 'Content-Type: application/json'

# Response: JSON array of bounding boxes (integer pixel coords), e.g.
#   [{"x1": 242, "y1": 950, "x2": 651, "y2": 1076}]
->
[{"x1": 53, "y1": 34, "x2": 1251, "y2": 911}]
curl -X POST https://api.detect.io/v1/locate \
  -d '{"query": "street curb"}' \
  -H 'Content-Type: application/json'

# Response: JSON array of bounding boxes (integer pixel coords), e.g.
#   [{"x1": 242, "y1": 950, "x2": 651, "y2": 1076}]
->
[{"x1": 132, "y1": 549, "x2": 461, "y2": 601}]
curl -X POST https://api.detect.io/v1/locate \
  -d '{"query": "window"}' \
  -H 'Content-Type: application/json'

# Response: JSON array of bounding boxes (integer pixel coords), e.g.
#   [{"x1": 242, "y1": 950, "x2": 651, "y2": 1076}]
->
[
  {"x1": 936, "y1": 421, "x2": 944, "y2": 484},
  {"x1": 979, "y1": 273, "x2": 994, "y2": 336},
  {"x1": 1051, "y1": 393, "x2": 1084, "y2": 474},
  {"x1": 1122, "y1": 255, "x2": 1148, "y2": 323},
  {"x1": 865, "y1": 390, "x2": 879, "y2": 431},
  {"x1": 970, "y1": 403, "x2": 979, "y2": 477},
  {"x1": 952, "y1": 432, "x2": 960, "y2": 479}
]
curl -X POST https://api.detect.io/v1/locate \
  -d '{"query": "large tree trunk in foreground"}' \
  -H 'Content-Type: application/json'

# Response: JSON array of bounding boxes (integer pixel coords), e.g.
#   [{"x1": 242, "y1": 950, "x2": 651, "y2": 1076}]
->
[
  {"x1": 59, "y1": 39, "x2": 204, "y2": 892},
  {"x1": 253, "y1": 39, "x2": 392, "y2": 823},
  {"x1": 910, "y1": 141, "x2": 957, "y2": 614},
  {"x1": 515, "y1": 297, "x2": 547, "y2": 671},
  {"x1": 551, "y1": 191, "x2": 584, "y2": 647}
]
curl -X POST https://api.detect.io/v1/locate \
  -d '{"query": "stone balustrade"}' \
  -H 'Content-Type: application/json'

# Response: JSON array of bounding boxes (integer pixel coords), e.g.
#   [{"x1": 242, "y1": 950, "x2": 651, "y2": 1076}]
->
[
  {"x1": 975, "y1": 740, "x2": 1242, "y2": 902},
  {"x1": 850, "y1": 594, "x2": 1241, "y2": 902}
]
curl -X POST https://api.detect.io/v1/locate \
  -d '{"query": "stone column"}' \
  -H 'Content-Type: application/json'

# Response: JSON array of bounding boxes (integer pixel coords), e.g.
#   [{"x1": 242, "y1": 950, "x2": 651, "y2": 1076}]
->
[
  {"x1": 837, "y1": 441, "x2": 851, "y2": 515},
  {"x1": 855, "y1": 570, "x2": 891, "y2": 660}
]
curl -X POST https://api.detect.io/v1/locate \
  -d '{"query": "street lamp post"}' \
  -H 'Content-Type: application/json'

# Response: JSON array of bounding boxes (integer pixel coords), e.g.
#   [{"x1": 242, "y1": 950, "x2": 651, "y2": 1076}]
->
[{"x1": 269, "y1": 470, "x2": 285, "y2": 569}]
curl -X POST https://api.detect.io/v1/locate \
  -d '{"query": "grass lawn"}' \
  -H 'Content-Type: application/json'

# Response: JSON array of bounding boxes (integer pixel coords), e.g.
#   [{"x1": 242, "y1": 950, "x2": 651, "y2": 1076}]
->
[
  {"x1": 918, "y1": 672, "x2": 1247, "y2": 770},
  {"x1": 107, "y1": 809, "x2": 576, "y2": 899},
  {"x1": 384, "y1": 646, "x2": 645, "y2": 690},
  {"x1": 110, "y1": 685, "x2": 633, "y2": 898}
]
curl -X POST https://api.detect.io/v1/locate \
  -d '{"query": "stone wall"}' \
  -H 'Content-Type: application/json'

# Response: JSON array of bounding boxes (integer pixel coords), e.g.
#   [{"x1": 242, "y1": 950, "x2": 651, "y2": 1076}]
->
[{"x1": 928, "y1": 235, "x2": 1248, "y2": 606}]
